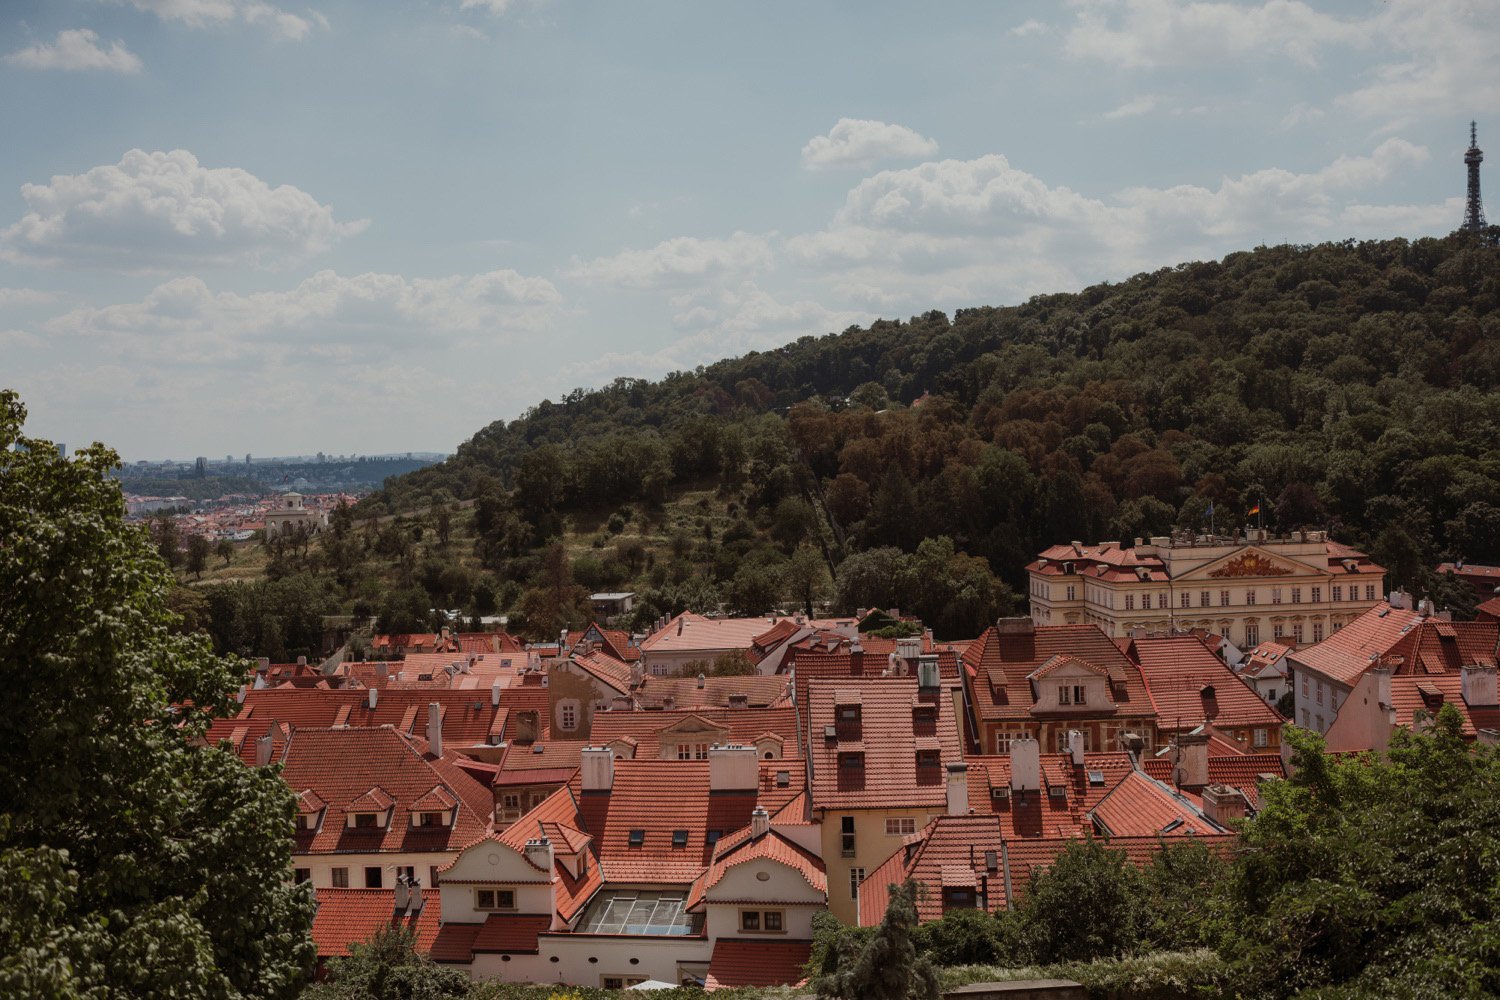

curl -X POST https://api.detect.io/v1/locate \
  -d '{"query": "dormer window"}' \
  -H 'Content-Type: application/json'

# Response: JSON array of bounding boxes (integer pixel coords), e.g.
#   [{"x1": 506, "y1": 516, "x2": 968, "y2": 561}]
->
[
  {"x1": 352, "y1": 813, "x2": 379, "y2": 829},
  {"x1": 415, "y1": 811, "x2": 448, "y2": 828},
  {"x1": 837, "y1": 706, "x2": 861, "y2": 724},
  {"x1": 916, "y1": 748, "x2": 940, "y2": 768},
  {"x1": 838, "y1": 750, "x2": 865, "y2": 770}
]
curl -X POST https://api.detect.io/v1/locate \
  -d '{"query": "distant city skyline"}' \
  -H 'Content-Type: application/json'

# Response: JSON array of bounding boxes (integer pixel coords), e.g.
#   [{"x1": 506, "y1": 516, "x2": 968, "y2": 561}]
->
[{"x1": 1, "y1": 0, "x2": 1495, "y2": 457}]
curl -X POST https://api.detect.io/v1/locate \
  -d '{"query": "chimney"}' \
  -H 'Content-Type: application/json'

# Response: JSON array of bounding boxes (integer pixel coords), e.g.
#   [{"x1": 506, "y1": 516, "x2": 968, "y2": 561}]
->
[
  {"x1": 441, "y1": 626, "x2": 451, "y2": 641},
  {"x1": 296, "y1": 655, "x2": 307, "y2": 667},
  {"x1": 1175, "y1": 733, "x2": 1209, "y2": 788},
  {"x1": 946, "y1": 762, "x2": 969, "y2": 815},
  {"x1": 257, "y1": 657, "x2": 270, "y2": 673},
  {"x1": 1388, "y1": 589, "x2": 1410, "y2": 610},
  {"x1": 407, "y1": 876, "x2": 424, "y2": 913},
  {"x1": 367, "y1": 687, "x2": 378, "y2": 710},
  {"x1": 1066, "y1": 729, "x2": 1086, "y2": 767},
  {"x1": 393, "y1": 874, "x2": 410, "y2": 912},
  {"x1": 378, "y1": 661, "x2": 389, "y2": 681},
  {"x1": 677, "y1": 618, "x2": 684, "y2": 635},
  {"x1": 1417, "y1": 598, "x2": 1435, "y2": 618},
  {"x1": 1461, "y1": 663, "x2": 1498, "y2": 707},
  {"x1": 255, "y1": 732, "x2": 273, "y2": 766},
  {"x1": 850, "y1": 642, "x2": 864, "y2": 675},
  {"x1": 1009, "y1": 737, "x2": 1041, "y2": 792},
  {"x1": 491, "y1": 678, "x2": 502, "y2": 707},
  {"x1": 896, "y1": 637, "x2": 921, "y2": 665},
  {"x1": 235, "y1": 684, "x2": 247, "y2": 704},
  {"x1": 708, "y1": 745, "x2": 758, "y2": 791},
  {"x1": 995, "y1": 617, "x2": 1035, "y2": 635},
  {"x1": 581, "y1": 747, "x2": 615, "y2": 792},
  {"x1": 917, "y1": 655, "x2": 941, "y2": 692},
  {"x1": 1200, "y1": 784, "x2": 1248, "y2": 828},
  {"x1": 696, "y1": 672, "x2": 705, "y2": 689},
  {"x1": 631, "y1": 660, "x2": 644, "y2": 688},
  {"x1": 749, "y1": 806, "x2": 770, "y2": 839},
  {"x1": 524, "y1": 837, "x2": 555, "y2": 873},
  {"x1": 1370, "y1": 662, "x2": 1393, "y2": 708},
  {"x1": 426, "y1": 702, "x2": 443, "y2": 758}
]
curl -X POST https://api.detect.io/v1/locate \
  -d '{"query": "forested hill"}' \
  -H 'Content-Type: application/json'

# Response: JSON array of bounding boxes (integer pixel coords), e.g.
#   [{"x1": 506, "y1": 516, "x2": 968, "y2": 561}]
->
[{"x1": 361, "y1": 232, "x2": 1500, "y2": 633}]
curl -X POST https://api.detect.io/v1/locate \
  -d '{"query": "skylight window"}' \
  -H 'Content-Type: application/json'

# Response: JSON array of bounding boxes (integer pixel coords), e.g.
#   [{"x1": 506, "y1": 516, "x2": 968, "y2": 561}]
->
[
  {"x1": 628, "y1": 829, "x2": 645, "y2": 847},
  {"x1": 1161, "y1": 818, "x2": 1185, "y2": 833},
  {"x1": 1087, "y1": 770, "x2": 1106, "y2": 786},
  {"x1": 671, "y1": 830, "x2": 688, "y2": 848},
  {"x1": 577, "y1": 890, "x2": 700, "y2": 936}
]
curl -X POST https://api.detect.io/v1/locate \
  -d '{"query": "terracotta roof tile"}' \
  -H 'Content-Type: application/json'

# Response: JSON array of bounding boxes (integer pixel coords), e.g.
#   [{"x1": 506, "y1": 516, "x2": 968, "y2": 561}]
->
[
  {"x1": 705, "y1": 939, "x2": 812, "y2": 990},
  {"x1": 962, "y1": 624, "x2": 1154, "y2": 725},
  {"x1": 589, "y1": 707, "x2": 801, "y2": 760},
  {"x1": 1289, "y1": 602, "x2": 1423, "y2": 686},
  {"x1": 311, "y1": 888, "x2": 439, "y2": 958},
  {"x1": 278, "y1": 727, "x2": 492, "y2": 856},
  {"x1": 807, "y1": 677, "x2": 962, "y2": 810},
  {"x1": 1128, "y1": 635, "x2": 1284, "y2": 732}
]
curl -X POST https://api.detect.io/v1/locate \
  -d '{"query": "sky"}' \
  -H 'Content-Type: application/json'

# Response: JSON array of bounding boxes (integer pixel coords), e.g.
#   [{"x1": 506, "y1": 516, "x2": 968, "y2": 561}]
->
[{"x1": 1, "y1": 0, "x2": 1495, "y2": 461}]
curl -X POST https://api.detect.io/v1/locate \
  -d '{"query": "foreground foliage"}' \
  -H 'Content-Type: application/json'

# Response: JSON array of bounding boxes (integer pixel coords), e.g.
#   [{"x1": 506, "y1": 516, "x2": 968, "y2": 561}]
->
[{"x1": 0, "y1": 390, "x2": 315, "y2": 998}]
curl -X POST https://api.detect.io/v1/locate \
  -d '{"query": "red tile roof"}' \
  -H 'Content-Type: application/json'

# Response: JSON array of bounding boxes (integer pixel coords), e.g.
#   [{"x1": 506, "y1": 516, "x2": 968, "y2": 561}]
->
[
  {"x1": 695, "y1": 829, "x2": 826, "y2": 904},
  {"x1": 1088, "y1": 770, "x2": 1222, "y2": 837},
  {"x1": 1291, "y1": 603, "x2": 1476, "y2": 687},
  {"x1": 806, "y1": 677, "x2": 962, "y2": 810},
  {"x1": 588, "y1": 707, "x2": 802, "y2": 760},
  {"x1": 205, "y1": 688, "x2": 509, "y2": 762},
  {"x1": 705, "y1": 939, "x2": 812, "y2": 990},
  {"x1": 472, "y1": 913, "x2": 552, "y2": 954},
  {"x1": 1382, "y1": 674, "x2": 1500, "y2": 738},
  {"x1": 962, "y1": 624, "x2": 1154, "y2": 725},
  {"x1": 856, "y1": 813, "x2": 1232, "y2": 926},
  {"x1": 631, "y1": 673, "x2": 793, "y2": 711},
  {"x1": 278, "y1": 727, "x2": 493, "y2": 856},
  {"x1": 1128, "y1": 635, "x2": 1284, "y2": 732},
  {"x1": 311, "y1": 888, "x2": 439, "y2": 958}
]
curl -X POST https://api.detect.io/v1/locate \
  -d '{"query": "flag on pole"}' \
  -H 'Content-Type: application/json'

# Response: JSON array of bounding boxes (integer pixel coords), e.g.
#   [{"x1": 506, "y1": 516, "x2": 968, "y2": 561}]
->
[
  {"x1": 1203, "y1": 501, "x2": 1214, "y2": 521},
  {"x1": 1248, "y1": 502, "x2": 1261, "y2": 516}
]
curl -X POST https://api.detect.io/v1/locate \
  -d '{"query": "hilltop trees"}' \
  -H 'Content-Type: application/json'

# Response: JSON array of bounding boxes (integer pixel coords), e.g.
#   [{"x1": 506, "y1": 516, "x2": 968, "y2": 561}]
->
[{"x1": 0, "y1": 390, "x2": 315, "y2": 997}]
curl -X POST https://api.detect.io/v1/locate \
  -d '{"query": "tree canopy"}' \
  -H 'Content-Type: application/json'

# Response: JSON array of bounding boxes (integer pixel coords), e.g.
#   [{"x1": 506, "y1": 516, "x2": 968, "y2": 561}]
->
[{"x1": 0, "y1": 390, "x2": 315, "y2": 998}]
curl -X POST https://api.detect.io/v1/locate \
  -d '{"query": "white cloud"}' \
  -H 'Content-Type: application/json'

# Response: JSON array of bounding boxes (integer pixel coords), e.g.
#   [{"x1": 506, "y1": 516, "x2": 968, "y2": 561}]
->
[
  {"x1": 801, "y1": 118, "x2": 939, "y2": 171},
  {"x1": 43, "y1": 268, "x2": 564, "y2": 366},
  {"x1": 460, "y1": 0, "x2": 514, "y2": 13},
  {"x1": 1010, "y1": 19, "x2": 1050, "y2": 37},
  {"x1": 567, "y1": 231, "x2": 774, "y2": 289},
  {"x1": 1061, "y1": 0, "x2": 1500, "y2": 132},
  {"x1": 1063, "y1": 0, "x2": 1367, "y2": 70},
  {"x1": 787, "y1": 139, "x2": 1437, "y2": 306},
  {"x1": 0, "y1": 288, "x2": 57, "y2": 307},
  {"x1": 5, "y1": 29, "x2": 144, "y2": 73},
  {"x1": 104, "y1": 0, "x2": 319, "y2": 39},
  {"x1": 1280, "y1": 102, "x2": 1324, "y2": 128},
  {"x1": 1, "y1": 149, "x2": 367, "y2": 271},
  {"x1": 1104, "y1": 95, "x2": 1158, "y2": 119}
]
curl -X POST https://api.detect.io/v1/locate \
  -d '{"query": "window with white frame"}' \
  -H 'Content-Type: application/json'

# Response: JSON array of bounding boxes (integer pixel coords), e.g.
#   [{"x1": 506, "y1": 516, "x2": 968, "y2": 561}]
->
[
  {"x1": 849, "y1": 867, "x2": 865, "y2": 900},
  {"x1": 885, "y1": 817, "x2": 917, "y2": 836},
  {"x1": 1312, "y1": 622, "x2": 1324, "y2": 642},
  {"x1": 476, "y1": 887, "x2": 516, "y2": 911}
]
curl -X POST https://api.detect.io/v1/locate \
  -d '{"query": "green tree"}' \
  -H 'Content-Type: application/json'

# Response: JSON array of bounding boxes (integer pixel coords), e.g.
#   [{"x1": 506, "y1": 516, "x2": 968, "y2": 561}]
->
[
  {"x1": 215, "y1": 537, "x2": 235, "y2": 566},
  {"x1": 152, "y1": 512, "x2": 183, "y2": 571},
  {"x1": 1222, "y1": 712, "x2": 1500, "y2": 997},
  {"x1": 1015, "y1": 838, "x2": 1145, "y2": 963},
  {"x1": 0, "y1": 390, "x2": 315, "y2": 997},
  {"x1": 305, "y1": 925, "x2": 467, "y2": 1000},
  {"x1": 186, "y1": 533, "x2": 211, "y2": 580},
  {"x1": 815, "y1": 880, "x2": 938, "y2": 1000}
]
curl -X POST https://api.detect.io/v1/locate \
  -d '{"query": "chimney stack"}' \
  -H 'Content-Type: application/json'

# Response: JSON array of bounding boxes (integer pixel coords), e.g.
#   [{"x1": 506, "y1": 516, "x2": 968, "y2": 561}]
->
[
  {"x1": 255, "y1": 732, "x2": 273, "y2": 767},
  {"x1": 581, "y1": 747, "x2": 615, "y2": 792},
  {"x1": 1370, "y1": 662, "x2": 1394, "y2": 708},
  {"x1": 917, "y1": 654, "x2": 941, "y2": 692},
  {"x1": 1200, "y1": 784, "x2": 1248, "y2": 828},
  {"x1": 946, "y1": 762, "x2": 969, "y2": 815},
  {"x1": 1067, "y1": 729, "x2": 1086, "y2": 767},
  {"x1": 257, "y1": 657, "x2": 270, "y2": 673},
  {"x1": 393, "y1": 873, "x2": 409, "y2": 912},
  {"x1": 1175, "y1": 733, "x2": 1209, "y2": 788},
  {"x1": 426, "y1": 702, "x2": 443, "y2": 758},
  {"x1": 1009, "y1": 737, "x2": 1041, "y2": 792},
  {"x1": 524, "y1": 837, "x2": 555, "y2": 873},
  {"x1": 297, "y1": 655, "x2": 307, "y2": 667},
  {"x1": 696, "y1": 672, "x2": 705, "y2": 689},
  {"x1": 995, "y1": 617, "x2": 1035, "y2": 635},
  {"x1": 367, "y1": 687, "x2": 378, "y2": 710},
  {"x1": 708, "y1": 745, "x2": 758, "y2": 791},
  {"x1": 750, "y1": 806, "x2": 770, "y2": 839},
  {"x1": 1461, "y1": 663, "x2": 1498, "y2": 707},
  {"x1": 491, "y1": 678, "x2": 502, "y2": 707}
]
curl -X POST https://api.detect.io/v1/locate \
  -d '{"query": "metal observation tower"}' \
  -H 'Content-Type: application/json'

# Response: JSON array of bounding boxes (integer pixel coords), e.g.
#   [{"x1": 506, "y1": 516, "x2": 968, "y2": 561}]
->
[{"x1": 1464, "y1": 121, "x2": 1487, "y2": 232}]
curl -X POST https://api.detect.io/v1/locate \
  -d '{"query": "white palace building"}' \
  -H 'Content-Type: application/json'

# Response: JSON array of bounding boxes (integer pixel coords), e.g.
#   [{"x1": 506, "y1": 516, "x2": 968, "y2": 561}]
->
[{"x1": 1026, "y1": 529, "x2": 1386, "y2": 650}]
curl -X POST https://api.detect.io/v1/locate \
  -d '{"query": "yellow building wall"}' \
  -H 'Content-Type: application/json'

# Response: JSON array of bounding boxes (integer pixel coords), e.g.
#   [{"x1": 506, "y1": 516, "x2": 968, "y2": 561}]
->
[{"x1": 817, "y1": 806, "x2": 944, "y2": 924}]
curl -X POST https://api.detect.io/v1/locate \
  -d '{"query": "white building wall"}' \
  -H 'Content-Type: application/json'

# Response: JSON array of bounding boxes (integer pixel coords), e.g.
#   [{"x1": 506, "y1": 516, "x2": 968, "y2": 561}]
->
[
  {"x1": 470, "y1": 934, "x2": 714, "y2": 988},
  {"x1": 295, "y1": 850, "x2": 457, "y2": 889}
]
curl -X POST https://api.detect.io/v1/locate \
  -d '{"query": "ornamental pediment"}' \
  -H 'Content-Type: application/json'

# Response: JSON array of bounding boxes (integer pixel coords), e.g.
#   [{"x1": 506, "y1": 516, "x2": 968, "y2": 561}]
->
[{"x1": 1192, "y1": 548, "x2": 1303, "y2": 579}]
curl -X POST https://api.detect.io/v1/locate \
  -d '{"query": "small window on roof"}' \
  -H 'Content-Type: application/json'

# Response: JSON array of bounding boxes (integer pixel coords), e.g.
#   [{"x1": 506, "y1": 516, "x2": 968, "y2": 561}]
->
[
  {"x1": 1087, "y1": 770, "x2": 1106, "y2": 786},
  {"x1": 776, "y1": 770, "x2": 790, "y2": 787},
  {"x1": 628, "y1": 829, "x2": 645, "y2": 847},
  {"x1": 1161, "y1": 818, "x2": 1185, "y2": 833},
  {"x1": 532, "y1": 743, "x2": 545, "y2": 754},
  {"x1": 672, "y1": 830, "x2": 688, "y2": 848},
  {"x1": 706, "y1": 829, "x2": 723, "y2": 847}
]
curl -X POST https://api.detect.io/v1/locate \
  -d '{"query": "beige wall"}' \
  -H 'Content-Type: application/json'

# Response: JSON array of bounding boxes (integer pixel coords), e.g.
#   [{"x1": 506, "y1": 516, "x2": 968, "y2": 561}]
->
[{"x1": 818, "y1": 806, "x2": 942, "y2": 924}]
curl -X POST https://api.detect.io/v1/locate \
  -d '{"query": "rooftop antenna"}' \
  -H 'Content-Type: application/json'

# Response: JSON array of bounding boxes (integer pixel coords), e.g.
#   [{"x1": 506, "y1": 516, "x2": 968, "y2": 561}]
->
[{"x1": 1464, "y1": 121, "x2": 1487, "y2": 232}]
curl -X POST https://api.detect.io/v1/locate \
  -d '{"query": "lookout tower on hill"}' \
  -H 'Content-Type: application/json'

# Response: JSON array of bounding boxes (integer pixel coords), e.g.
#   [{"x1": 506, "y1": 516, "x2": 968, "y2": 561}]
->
[{"x1": 1464, "y1": 121, "x2": 1486, "y2": 232}]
